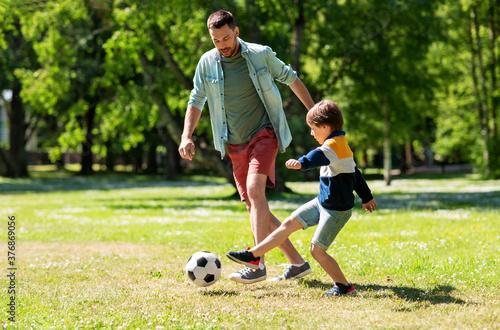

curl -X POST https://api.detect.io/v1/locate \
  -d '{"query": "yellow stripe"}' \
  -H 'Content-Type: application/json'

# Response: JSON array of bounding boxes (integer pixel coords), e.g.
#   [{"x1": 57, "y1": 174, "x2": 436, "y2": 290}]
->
[{"x1": 325, "y1": 136, "x2": 353, "y2": 159}]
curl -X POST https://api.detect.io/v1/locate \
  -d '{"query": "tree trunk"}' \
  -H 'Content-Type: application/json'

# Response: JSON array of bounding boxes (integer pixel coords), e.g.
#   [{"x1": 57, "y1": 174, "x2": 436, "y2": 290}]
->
[
  {"x1": 291, "y1": 0, "x2": 305, "y2": 76},
  {"x1": 471, "y1": 6, "x2": 491, "y2": 176},
  {"x1": 80, "y1": 105, "x2": 96, "y2": 175},
  {"x1": 405, "y1": 140, "x2": 413, "y2": 171},
  {"x1": 144, "y1": 129, "x2": 159, "y2": 175},
  {"x1": 488, "y1": 0, "x2": 498, "y2": 137},
  {"x1": 274, "y1": 0, "x2": 306, "y2": 194},
  {"x1": 164, "y1": 132, "x2": 179, "y2": 180},
  {"x1": 472, "y1": 6, "x2": 490, "y2": 132},
  {"x1": 149, "y1": 25, "x2": 193, "y2": 91},
  {"x1": 132, "y1": 144, "x2": 144, "y2": 174},
  {"x1": 105, "y1": 140, "x2": 115, "y2": 172},
  {"x1": 0, "y1": 149, "x2": 15, "y2": 177},
  {"x1": 0, "y1": 19, "x2": 29, "y2": 178},
  {"x1": 468, "y1": 19, "x2": 488, "y2": 167},
  {"x1": 2, "y1": 81, "x2": 29, "y2": 178},
  {"x1": 382, "y1": 102, "x2": 392, "y2": 186}
]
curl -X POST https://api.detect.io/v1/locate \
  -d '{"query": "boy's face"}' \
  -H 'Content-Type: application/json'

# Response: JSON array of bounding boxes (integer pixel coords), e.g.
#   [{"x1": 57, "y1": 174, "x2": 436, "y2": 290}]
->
[
  {"x1": 308, "y1": 123, "x2": 332, "y2": 144},
  {"x1": 209, "y1": 24, "x2": 240, "y2": 58}
]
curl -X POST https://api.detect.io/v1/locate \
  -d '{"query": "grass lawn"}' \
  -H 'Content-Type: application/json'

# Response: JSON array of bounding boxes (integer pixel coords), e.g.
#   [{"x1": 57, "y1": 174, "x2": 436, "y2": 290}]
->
[{"x1": 0, "y1": 169, "x2": 499, "y2": 329}]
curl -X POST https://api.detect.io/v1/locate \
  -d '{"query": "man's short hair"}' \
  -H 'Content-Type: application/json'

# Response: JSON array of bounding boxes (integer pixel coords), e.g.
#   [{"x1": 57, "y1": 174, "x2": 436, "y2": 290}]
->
[
  {"x1": 207, "y1": 10, "x2": 236, "y2": 30},
  {"x1": 306, "y1": 100, "x2": 344, "y2": 132}
]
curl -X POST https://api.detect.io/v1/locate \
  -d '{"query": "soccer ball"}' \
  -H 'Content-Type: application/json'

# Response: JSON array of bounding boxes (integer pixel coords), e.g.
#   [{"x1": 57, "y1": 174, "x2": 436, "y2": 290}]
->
[{"x1": 185, "y1": 251, "x2": 222, "y2": 287}]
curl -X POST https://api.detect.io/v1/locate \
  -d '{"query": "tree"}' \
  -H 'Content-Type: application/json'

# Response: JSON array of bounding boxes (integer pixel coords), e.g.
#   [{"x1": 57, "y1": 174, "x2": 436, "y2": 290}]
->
[
  {"x1": 106, "y1": 0, "x2": 241, "y2": 182},
  {"x1": 0, "y1": 0, "x2": 39, "y2": 178},
  {"x1": 431, "y1": 0, "x2": 500, "y2": 178},
  {"x1": 299, "y1": 0, "x2": 441, "y2": 185},
  {"x1": 6, "y1": 0, "x2": 494, "y2": 184},
  {"x1": 17, "y1": 0, "x2": 117, "y2": 175}
]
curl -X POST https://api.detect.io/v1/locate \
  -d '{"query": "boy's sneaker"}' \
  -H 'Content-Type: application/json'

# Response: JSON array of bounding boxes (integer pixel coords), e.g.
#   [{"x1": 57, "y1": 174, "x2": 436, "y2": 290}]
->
[
  {"x1": 268, "y1": 262, "x2": 312, "y2": 281},
  {"x1": 229, "y1": 266, "x2": 267, "y2": 284},
  {"x1": 324, "y1": 283, "x2": 357, "y2": 296},
  {"x1": 226, "y1": 248, "x2": 260, "y2": 270}
]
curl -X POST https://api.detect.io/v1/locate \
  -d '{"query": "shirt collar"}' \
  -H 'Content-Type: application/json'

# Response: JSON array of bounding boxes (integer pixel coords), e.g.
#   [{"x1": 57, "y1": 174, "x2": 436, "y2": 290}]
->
[{"x1": 326, "y1": 131, "x2": 346, "y2": 140}]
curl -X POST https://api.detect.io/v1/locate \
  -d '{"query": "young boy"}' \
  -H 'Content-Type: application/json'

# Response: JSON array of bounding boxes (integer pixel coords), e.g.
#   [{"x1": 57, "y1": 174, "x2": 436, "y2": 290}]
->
[{"x1": 226, "y1": 100, "x2": 377, "y2": 296}]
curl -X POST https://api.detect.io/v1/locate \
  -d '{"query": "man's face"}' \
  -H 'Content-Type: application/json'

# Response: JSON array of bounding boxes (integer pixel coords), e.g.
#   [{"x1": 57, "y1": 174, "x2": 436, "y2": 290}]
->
[{"x1": 209, "y1": 24, "x2": 240, "y2": 57}]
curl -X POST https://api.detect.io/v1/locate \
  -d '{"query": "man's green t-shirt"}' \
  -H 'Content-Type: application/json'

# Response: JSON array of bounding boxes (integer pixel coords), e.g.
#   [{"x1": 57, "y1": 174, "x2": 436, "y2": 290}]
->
[{"x1": 221, "y1": 51, "x2": 271, "y2": 145}]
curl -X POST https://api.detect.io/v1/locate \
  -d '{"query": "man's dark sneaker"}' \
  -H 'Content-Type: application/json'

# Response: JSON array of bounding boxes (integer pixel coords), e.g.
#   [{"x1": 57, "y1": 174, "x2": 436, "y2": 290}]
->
[
  {"x1": 228, "y1": 266, "x2": 267, "y2": 284},
  {"x1": 324, "y1": 282, "x2": 357, "y2": 296},
  {"x1": 226, "y1": 248, "x2": 260, "y2": 270},
  {"x1": 269, "y1": 261, "x2": 312, "y2": 281}
]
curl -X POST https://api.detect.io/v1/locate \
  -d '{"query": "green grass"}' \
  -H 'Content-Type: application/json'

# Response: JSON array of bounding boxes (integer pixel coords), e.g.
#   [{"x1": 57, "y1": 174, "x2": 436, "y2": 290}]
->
[{"x1": 0, "y1": 171, "x2": 499, "y2": 328}]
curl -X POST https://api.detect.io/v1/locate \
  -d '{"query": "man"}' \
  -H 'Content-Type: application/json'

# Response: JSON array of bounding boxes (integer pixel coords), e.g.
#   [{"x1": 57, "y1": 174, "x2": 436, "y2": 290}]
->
[{"x1": 178, "y1": 10, "x2": 315, "y2": 284}]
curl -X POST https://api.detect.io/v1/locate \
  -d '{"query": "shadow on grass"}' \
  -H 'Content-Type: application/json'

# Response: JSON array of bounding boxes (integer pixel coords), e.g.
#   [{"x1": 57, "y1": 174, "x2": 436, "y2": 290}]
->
[
  {"x1": 2, "y1": 171, "x2": 499, "y2": 211},
  {"x1": 99, "y1": 195, "x2": 246, "y2": 213},
  {"x1": 298, "y1": 279, "x2": 469, "y2": 305},
  {"x1": 98, "y1": 190, "x2": 500, "y2": 212},
  {"x1": 372, "y1": 191, "x2": 500, "y2": 210},
  {"x1": 0, "y1": 172, "x2": 232, "y2": 194}
]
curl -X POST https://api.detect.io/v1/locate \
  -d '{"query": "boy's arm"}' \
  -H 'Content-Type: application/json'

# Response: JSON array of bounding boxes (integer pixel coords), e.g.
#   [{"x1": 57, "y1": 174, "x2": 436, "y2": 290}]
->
[
  {"x1": 354, "y1": 167, "x2": 377, "y2": 212},
  {"x1": 362, "y1": 199, "x2": 377, "y2": 213},
  {"x1": 296, "y1": 148, "x2": 330, "y2": 171},
  {"x1": 285, "y1": 159, "x2": 302, "y2": 170}
]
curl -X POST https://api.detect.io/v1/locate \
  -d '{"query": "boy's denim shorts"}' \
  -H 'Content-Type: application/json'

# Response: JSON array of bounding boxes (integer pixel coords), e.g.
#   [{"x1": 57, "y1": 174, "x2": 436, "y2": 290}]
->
[{"x1": 291, "y1": 198, "x2": 352, "y2": 251}]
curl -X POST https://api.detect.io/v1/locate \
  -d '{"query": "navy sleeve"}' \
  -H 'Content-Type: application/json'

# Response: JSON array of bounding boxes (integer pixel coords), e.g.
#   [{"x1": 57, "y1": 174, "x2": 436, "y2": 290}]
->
[
  {"x1": 354, "y1": 167, "x2": 374, "y2": 203},
  {"x1": 297, "y1": 148, "x2": 330, "y2": 171}
]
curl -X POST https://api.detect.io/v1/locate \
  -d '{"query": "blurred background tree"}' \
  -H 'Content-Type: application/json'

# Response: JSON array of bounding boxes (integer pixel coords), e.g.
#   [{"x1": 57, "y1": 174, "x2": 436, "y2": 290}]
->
[{"x1": 0, "y1": 0, "x2": 498, "y2": 183}]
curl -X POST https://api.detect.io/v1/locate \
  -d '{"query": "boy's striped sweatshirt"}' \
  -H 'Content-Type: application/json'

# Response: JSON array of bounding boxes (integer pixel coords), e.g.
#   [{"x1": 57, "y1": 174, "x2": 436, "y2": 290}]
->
[{"x1": 297, "y1": 131, "x2": 373, "y2": 211}]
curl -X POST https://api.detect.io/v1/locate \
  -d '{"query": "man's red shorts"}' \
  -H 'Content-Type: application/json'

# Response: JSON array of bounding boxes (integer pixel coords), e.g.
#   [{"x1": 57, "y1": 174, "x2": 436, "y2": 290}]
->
[{"x1": 227, "y1": 127, "x2": 278, "y2": 201}]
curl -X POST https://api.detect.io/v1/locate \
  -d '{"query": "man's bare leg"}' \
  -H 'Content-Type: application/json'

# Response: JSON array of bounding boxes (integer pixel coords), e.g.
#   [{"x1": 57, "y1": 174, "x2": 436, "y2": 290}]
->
[{"x1": 245, "y1": 173, "x2": 305, "y2": 265}]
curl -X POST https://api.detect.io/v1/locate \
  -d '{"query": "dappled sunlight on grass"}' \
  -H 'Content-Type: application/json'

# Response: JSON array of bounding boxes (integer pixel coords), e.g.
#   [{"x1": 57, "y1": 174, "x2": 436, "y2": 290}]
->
[{"x1": 0, "y1": 173, "x2": 499, "y2": 328}]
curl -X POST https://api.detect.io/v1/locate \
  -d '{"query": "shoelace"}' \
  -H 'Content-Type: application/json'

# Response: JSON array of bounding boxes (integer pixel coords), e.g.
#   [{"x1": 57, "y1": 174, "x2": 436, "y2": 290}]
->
[
  {"x1": 239, "y1": 267, "x2": 256, "y2": 275},
  {"x1": 277, "y1": 264, "x2": 293, "y2": 278}
]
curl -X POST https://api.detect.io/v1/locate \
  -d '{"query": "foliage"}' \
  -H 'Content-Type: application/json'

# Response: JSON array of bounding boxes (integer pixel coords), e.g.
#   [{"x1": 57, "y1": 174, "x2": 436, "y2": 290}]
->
[
  {"x1": 0, "y1": 0, "x2": 499, "y2": 179},
  {"x1": 0, "y1": 0, "x2": 40, "y2": 177},
  {"x1": 430, "y1": 1, "x2": 500, "y2": 177}
]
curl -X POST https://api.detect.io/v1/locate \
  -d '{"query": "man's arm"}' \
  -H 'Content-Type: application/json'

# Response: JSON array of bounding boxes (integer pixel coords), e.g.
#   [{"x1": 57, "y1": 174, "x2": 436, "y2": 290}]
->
[
  {"x1": 178, "y1": 105, "x2": 202, "y2": 161},
  {"x1": 289, "y1": 77, "x2": 315, "y2": 110}
]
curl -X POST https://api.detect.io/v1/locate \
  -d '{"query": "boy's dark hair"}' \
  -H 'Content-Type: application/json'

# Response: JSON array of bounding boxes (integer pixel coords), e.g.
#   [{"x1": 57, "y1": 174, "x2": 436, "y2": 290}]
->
[
  {"x1": 306, "y1": 100, "x2": 344, "y2": 132},
  {"x1": 207, "y1": 10, "x2": 236, "y2": 30}
]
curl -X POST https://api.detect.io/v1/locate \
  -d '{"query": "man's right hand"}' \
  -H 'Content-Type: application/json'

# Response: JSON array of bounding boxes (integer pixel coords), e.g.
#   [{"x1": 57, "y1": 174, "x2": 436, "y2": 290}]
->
[{"x1": 178, "y1": 138, "x2": 196, "y2": 161}]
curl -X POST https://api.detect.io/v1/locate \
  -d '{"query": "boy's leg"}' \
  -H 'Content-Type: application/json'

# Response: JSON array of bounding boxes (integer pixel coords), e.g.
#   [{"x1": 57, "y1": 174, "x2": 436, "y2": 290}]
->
[
  {"x1": 227, "y1": 174, "x2": 305, "y2": 284},
  {"x1": 308, "y1": 208, "x2": 357, "y2": 294},
  {"x1": 310, "y1": 244, "x2": 348, "y2": 285},
  {"x1": 246, "y1": 173, "x2": 305, "y2": 264},
  {"x1": 250, "y1": 216, "x2": 304, "y2": 257},
  {"x1": 309, "y1": 208, "x2": 352, "y2": 284}
]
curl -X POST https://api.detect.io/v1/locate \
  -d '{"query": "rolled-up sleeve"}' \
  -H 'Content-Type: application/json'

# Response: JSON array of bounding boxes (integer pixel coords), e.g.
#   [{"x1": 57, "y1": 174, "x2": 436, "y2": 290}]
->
[
  {"x1": 188, "y1": 59, "x2": 207, "y2": 111},
  {"x1": 265, "y1": 46, "x2": 297, "y2": 85}
]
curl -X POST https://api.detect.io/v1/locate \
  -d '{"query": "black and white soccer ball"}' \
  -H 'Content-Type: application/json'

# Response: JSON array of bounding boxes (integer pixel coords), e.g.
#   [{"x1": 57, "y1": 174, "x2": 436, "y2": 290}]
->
[{"x1": 185, "y1": 251, "x2": 222, "y2": 287}]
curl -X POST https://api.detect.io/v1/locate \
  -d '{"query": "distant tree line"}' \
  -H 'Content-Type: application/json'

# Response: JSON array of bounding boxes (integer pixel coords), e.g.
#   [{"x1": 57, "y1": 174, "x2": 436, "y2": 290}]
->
[{"x1": 0, "y1": 0, "x2": 499, "y2": 184}]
